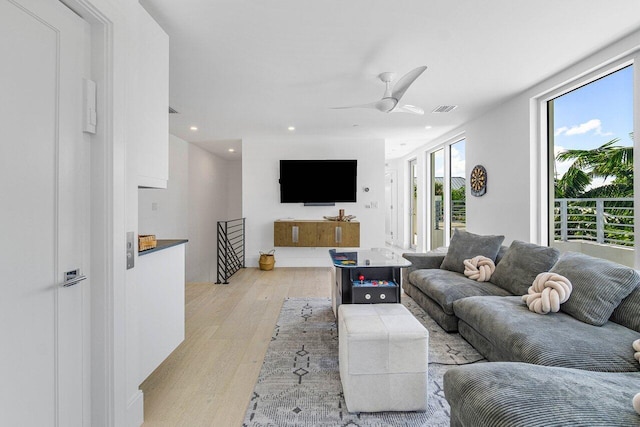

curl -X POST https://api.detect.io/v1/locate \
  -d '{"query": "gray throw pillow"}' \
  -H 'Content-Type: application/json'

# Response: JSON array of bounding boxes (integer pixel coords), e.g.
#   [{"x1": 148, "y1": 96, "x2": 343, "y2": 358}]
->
[
  {"x1": 440, "y1": 229, "x2": 504, "y2": 274},
  {"x1": 490, "y1": 240, "x2": 560, "y2": 295},
  {"x1": 551, "y1": 252, "x2": 640, "y2": 326},
  {"x1": 610, "y1": 285, "x2": 640, "y2": 332}
]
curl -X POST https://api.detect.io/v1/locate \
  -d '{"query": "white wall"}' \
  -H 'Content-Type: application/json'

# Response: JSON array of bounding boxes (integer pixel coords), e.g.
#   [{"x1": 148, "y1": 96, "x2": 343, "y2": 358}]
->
[
  {"x1": 390, "y1": 29, "x2": 640, "y2": 254},
  {"x1": 187, "y1": 143, "x2": 233, "y2": 282},
  {"x1": 243, "y1": 137, "x2": 386, "y2": 267},
  {"x1": 139, "y1": 135, "x2": 189, "y2": 238},
  {"x1": 138, "y1": 135, "x2": 240, "y2": 283},
  {"x1": 227, "y1": 159, "x2": 243, "y2": 219}
]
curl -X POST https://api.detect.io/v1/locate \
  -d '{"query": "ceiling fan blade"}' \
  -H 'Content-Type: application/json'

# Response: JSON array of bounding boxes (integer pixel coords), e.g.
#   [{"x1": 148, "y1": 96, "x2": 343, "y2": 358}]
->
[
  {"x1": 332, "y1": 98, "x2": 396, "y2": 113},
  {"x1": 392, "y1": 104, "x2": 425, "y2": 115},
  {"x1": 391, "y1": 65, "x2": 427, "y2": 102},
  {"x1": 331, "y1": 101, "x2": 380, "y2": 110}
]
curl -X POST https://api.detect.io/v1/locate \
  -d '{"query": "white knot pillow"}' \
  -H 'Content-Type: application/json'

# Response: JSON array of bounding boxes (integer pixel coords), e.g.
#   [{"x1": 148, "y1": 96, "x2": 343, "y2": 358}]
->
[
  {"x1": 463, "y1": 256, "x2": 495, "y2": 282},
  {"x1": 634, "y1": 339, "x2": 640, "y2": 364},
  {"x1": 634, "y1": 393, "x2": 640, "y2": 416},
  {"x1": 521, "y1": 272, "x2": 572, "y2": 314}
]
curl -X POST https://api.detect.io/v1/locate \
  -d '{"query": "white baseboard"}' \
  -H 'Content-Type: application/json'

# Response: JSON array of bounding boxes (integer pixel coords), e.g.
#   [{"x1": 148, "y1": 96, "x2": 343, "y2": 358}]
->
[{"x1": 126, "y1": 390, "x2": 144, "y2": 427}]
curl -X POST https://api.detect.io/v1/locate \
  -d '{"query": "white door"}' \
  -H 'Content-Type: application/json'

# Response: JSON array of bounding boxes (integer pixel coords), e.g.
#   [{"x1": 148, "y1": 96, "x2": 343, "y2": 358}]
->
[{"x1": 0, "y1": 0, "x2": 90, "y2": 425}]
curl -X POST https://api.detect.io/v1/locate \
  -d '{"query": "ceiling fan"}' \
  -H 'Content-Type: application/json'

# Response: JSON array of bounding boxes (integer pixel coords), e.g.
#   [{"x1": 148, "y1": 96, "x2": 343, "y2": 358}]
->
[{"x1": 333, "y1": 65, "x2": 427, "y2": 115}]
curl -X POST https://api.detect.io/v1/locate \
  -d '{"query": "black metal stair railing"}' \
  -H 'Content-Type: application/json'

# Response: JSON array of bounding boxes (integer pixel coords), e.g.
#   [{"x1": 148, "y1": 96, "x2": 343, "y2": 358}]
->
[{"x1": 215, "y1": 218, "x2": 246, "y2": 284}]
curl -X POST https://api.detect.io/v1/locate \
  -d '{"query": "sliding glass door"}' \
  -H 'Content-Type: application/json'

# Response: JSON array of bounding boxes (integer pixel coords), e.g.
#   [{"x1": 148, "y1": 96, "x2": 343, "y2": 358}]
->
[{"x1": 430, "y1": 149, "x2": 444, "y2": 249}]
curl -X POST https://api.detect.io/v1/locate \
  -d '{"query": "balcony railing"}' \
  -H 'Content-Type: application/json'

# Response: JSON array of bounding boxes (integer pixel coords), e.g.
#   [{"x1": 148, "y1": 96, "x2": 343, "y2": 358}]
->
[
  {"x1": 553, "y1": 198, "x2": 634, "y2": 247},
  {"x1": 434, "y1": 200, "x2": 466, "y2": 230}
]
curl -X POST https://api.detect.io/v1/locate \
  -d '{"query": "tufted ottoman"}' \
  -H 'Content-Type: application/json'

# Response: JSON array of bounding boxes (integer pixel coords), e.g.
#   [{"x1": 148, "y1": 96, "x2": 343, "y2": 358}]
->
[{"x1": 338, "y1": 303, "x2": 429, "y2": 413}]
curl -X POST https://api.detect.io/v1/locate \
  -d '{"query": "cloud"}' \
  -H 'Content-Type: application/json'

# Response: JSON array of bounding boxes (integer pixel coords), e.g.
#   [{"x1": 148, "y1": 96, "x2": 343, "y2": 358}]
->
[
  {"x1": 555, "y1": 119, "x2": 613, "y2": 137},
  {"x1": 450, "y1": 146, "x2": 466, "y2": 178}
]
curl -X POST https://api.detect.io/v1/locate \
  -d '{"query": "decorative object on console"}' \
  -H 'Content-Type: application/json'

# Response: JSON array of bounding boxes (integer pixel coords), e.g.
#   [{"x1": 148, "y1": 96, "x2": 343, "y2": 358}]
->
[
  {"x1": 323, "y1": 215, "x2": 356, "y2": 222},
  {"x1": 470, "y1": 164, "x2": 487, "y2": 197},
  {"x1": 463, "y1": 255, "x2": 495, "y2": 282},
  {"x1": 522, "y1": 272, "x2": 572, "y2": 314}
]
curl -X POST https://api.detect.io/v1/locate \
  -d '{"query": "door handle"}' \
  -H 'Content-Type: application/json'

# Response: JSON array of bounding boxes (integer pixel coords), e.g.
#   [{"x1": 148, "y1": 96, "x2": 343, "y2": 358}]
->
[
  {"x1": 335, "y1": 226, "x2": 342, "y2": 243},
  {"x1": 61, "y1": 269, "x2": 87, "y2": 287}
]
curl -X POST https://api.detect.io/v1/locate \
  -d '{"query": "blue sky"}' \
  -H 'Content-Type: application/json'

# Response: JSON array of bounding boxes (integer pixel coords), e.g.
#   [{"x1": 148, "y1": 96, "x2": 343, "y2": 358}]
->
[
  {"x1": 553, "y1": 65, "x2": 634, "y2": 180},
  {"x1": 433, "y1": 139, "x2": 466, "y2": 179}
]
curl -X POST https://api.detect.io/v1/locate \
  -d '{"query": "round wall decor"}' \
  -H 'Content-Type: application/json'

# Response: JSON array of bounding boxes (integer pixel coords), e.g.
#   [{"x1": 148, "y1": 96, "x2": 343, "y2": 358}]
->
[{"x1": 470, "y1": 164, "x2": 487, "y2": 197}]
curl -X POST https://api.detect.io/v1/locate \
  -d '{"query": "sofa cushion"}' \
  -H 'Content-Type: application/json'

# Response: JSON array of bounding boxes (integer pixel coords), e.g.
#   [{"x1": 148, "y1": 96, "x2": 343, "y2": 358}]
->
[
  {"x1": 444, "y1": 362, "x2": 640, "y2": 427},
  {"x1": 490, "y1": 240, "x2": 560, "y2": 295},
  {"x1": 550, "y1": 252, "x2": 640, "y2": 326},
  {"x1": 453, "y1": 295, "x2": 640, "y2": 372},
  {"x1": 408, "y1": 269, "x2": 511, "y2": 315},
  {"x1": 611, "y1": 285, "x2": 640, "y2": 333},
  {"x1": 440, "y1": 229, "x2": 504, "y2": 274}
]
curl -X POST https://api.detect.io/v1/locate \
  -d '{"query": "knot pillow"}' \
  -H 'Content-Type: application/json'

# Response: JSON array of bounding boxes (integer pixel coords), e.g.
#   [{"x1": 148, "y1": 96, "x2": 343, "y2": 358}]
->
[
  {"x1": 634, "y1": 393, "x2": 640, "y2": 416},
  {"x1": 522, "y1": 272, "x2": 572, "y2": 314},
  {"x1": 463, "y1": 256, "x2": 495, "y2": 282}
]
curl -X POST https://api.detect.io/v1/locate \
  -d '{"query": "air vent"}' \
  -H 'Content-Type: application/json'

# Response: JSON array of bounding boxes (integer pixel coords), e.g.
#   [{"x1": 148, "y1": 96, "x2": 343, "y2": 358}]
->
[
  {"x1": 432, "y1": 105, "x2": 458, "y2": 113},
  {"x1": 168, "y1": 106, "x2": 179, "y2": 114}
]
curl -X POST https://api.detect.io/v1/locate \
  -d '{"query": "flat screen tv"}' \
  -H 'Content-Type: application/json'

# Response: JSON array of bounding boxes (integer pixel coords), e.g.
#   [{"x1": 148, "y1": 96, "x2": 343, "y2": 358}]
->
[{"x1": 279, "y1": 159, "x2": 357, "y2": 204}]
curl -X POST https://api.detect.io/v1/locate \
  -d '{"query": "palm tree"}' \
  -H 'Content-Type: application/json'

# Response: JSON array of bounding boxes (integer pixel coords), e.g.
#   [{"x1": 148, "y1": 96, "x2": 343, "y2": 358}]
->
[
  {"x1": 554, "y1": 135, "x2": 634, "y2": 245},
  {"x1": 555, "y1": 136, "x2": 633, "y2": 198}
]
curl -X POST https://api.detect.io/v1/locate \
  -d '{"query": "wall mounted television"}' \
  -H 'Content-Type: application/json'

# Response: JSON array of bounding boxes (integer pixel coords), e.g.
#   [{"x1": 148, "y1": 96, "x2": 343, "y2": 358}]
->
[{"x1": 279, "y1": 159, "x2": 357, "y2": 205}]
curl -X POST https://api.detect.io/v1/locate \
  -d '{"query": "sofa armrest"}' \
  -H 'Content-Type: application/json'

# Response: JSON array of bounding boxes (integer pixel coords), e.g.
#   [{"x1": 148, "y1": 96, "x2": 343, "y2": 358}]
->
[
  {"x1": 402, "y1": 252, "x2": 445, "y2": 289},
  {"x1": 402, "y1": 252, "x2": 446, "y2": 271}
]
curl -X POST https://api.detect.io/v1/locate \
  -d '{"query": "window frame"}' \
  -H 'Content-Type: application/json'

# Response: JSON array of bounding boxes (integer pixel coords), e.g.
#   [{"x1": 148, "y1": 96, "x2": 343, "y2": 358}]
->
[
  {"x1": 425, "y1": 133, "x2": 466, "y2": 250},
  {"x1": 535, "y1": 55, "x2": 639, "y2": 265}
]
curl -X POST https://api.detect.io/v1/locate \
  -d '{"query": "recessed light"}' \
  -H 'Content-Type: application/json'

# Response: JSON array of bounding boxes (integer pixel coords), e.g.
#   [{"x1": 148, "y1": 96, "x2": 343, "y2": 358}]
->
[
  {"x1": 424, "y1": 126, "x2": 432, "y2": 130},
  {"x1": 288, "y1": 126, "x2": 295, "y2": 131},
  {"x1": 228, "y1": 148, "x2": 235, "y2": 153},
  {"x1": 190, "y1": 126, "x2": 198, "y2": 131}
]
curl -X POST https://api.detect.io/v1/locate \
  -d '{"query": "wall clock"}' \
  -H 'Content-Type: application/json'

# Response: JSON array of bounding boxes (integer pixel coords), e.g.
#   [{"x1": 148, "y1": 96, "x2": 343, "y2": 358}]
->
[{"x1": 470, "y1": 165, "x2": 487, "y2": 197}]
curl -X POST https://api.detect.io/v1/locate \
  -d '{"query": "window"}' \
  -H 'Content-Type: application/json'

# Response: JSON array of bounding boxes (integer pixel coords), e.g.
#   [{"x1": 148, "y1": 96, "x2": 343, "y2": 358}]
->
[
  {"x1": 548, "y1": 65, "x2": 634, "y2": 263},
  {"x1": 430, "y1": 149, "x2": 444, "y2": 249},
  {"x1": 427, "y1": 138, "x2": 466, "y2": 250},
  {"x1": 450, "y1": 139, "x2": 466, "y2": 234}
]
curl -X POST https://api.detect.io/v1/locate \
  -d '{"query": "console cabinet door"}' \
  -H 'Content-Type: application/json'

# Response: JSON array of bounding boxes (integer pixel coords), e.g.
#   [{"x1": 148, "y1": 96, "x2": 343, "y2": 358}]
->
[
  {"x1": 317, "y1": 222, "x2": 360, "y2": 247},
  {"x1": 274, "y1": 222, "x2": 317, "y2": 247},
  {"x1": 339, "y1": 222, "x2": 360, "y2": 247}
]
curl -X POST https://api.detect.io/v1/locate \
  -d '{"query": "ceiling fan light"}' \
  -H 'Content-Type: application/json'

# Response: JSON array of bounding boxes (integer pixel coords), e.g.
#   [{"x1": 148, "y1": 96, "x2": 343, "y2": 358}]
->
[{"x1": 376, "y1": 98, "x2": 398, "y2": 113}]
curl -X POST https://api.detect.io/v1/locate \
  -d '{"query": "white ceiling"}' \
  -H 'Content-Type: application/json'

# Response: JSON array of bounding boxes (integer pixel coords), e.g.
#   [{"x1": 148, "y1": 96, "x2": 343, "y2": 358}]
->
[{"x1": 140, "y1": 0, "x2": 640, "y2": 160}]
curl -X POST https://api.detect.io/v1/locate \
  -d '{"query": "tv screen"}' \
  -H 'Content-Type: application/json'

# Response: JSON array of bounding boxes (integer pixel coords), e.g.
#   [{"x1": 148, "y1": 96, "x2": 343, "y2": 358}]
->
[{"x1": 279, "y1": 160, "x2": 357, "y2": 203}]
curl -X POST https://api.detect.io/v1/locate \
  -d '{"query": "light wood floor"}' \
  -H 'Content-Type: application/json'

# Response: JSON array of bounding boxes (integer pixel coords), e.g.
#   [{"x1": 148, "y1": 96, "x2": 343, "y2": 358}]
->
[{"x1": 140, "y1": 267, "x2": 332, "y2": 426}]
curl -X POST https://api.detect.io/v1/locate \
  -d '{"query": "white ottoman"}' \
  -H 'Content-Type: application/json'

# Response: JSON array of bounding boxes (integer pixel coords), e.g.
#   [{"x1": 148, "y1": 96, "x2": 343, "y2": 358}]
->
[{"x1": 338, "y1": 303, "x2": 429, "y2": 413}]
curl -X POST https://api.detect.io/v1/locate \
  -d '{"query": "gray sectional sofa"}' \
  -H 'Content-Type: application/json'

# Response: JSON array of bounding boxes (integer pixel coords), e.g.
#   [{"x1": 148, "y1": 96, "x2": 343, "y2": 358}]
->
[{"x1": 401, "y1": 230, "x2": 640, "y2": 426}]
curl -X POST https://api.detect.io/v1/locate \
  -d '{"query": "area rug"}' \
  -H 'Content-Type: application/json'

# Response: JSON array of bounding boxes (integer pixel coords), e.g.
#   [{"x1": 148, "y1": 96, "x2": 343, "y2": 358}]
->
[{"x1": 242, "y1": 297, "x2": 485, "y2": 426}]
